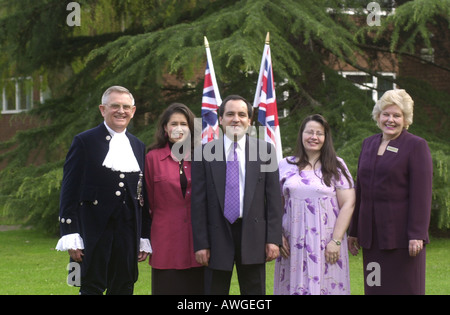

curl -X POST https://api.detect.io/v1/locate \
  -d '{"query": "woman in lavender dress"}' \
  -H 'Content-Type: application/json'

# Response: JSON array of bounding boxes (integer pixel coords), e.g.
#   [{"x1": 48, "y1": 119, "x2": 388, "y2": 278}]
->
[{"x1": 274, "y1": 114, "x2": 355, "y2": 295}]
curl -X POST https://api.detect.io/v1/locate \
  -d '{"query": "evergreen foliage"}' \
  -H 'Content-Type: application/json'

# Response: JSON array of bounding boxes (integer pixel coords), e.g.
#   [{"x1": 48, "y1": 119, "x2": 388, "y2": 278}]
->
[{"x1": 0, "y1": 0, "x2": 448, "y2": 235}]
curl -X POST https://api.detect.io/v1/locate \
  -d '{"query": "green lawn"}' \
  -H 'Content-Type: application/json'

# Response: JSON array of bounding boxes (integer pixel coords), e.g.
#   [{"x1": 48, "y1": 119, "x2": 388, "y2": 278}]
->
[{"x1": 0, "y1": 228, "x2": 448, "y2": 295}]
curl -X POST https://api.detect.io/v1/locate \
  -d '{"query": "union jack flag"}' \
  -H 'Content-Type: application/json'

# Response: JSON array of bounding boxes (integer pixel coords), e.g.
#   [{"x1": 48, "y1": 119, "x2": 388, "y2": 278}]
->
[
  {"x1": 201, "y1": 37, "x2": 222, "y2": 144},
  {"x1": 253, "y1": 37, "x2": 283, "y2": 162}
]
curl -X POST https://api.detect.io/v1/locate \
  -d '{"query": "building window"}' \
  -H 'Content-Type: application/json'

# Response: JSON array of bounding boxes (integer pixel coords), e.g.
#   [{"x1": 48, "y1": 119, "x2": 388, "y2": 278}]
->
[
  {"x1": 420, "y1": 48, "x2": 434, "y2": 64},
  {"x1": 1, "y1": 77, "x2": 35, "y2": 114},
  {"x1": 339, "y1": 71, "x2": 396, "y2": 103}
]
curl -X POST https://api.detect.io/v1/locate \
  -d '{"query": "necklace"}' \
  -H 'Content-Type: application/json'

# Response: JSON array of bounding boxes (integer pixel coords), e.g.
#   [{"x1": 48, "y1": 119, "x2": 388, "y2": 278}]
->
[{"x1": 179, "y1": 160, "x2": 184, "y2": 175}]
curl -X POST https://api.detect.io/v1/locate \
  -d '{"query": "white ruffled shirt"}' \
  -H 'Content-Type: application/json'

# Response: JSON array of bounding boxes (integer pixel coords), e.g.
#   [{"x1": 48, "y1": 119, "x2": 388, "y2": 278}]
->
[
  {"x1": 55, "y1": 122, "x2": 152, "y2": 253},
  {"x1": 102, "y1": 123, "x2": 141, "y2": 173},
  {"x1": 56, "y1": 234, "x2": 152, "y2": 253}
]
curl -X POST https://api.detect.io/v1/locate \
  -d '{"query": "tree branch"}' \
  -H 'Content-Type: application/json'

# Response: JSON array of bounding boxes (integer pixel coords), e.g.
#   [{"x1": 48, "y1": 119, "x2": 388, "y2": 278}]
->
[{"x1": 357, "y1": 43, "x2": 450, "y2": 73}]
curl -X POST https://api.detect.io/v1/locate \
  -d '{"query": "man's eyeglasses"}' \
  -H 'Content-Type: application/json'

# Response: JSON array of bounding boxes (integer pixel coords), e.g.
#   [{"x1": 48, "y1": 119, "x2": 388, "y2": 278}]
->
[{"x1": 104, "y1": 103, "x2": 134, "y2": 112}]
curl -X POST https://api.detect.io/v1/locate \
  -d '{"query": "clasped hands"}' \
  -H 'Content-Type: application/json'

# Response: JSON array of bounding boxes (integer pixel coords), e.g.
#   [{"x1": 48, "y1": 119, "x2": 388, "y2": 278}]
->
[{"x1": 280, "y1": 236, "x2": 341, "y2": 264}]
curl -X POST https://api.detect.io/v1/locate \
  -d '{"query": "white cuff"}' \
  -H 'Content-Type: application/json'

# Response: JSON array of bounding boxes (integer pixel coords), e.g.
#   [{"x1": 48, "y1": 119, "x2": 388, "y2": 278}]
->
[
  {"x1": 55, "y1": 233, "x2": 85, "y2": 251},
  {"x1": 140, "y1": 238, "x2": 152, "y2": 254}
]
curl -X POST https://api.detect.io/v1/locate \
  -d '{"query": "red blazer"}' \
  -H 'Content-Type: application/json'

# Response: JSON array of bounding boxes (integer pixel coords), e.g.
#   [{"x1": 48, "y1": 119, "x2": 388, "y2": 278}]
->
[
  {"x1": 349, "y1": 130, "x2": 433, "y2": 250},
  {"x1": 145, "y1": 144, "x2": 201, "y2": 269}
]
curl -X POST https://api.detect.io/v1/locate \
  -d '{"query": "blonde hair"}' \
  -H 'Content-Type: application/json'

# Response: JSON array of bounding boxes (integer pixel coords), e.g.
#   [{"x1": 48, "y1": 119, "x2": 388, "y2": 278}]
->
[{"x1": 372, "y1": 89, "x2": 414, "y2": 129}]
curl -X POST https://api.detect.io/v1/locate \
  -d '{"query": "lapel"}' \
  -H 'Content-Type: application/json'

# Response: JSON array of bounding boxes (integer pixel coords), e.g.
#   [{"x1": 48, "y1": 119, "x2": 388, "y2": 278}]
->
[
  {"x1": 386, "y1": 129, "x2": 407, "y2": 150},
  {"x1": 367, "y1": 130, "x2": 407, "y2": 167},
  {"x1": 243, "y1": 136, "x2": 260, "y2": 218},
  {"x1": 127, "y1": 131, "x2": 139, "y2": 156},
  {"x1": 97, "y1": 123, "x2": 112, "y2": 159},
  {"x1": 366, "y1": 133, "x2": 382, "y2": 170},
  {"x1": 126, "y1": 130, "x2": 144, "y2": 170},
  {"x1": 209, "y1": 138, "x2": 226, "y2": 211}
]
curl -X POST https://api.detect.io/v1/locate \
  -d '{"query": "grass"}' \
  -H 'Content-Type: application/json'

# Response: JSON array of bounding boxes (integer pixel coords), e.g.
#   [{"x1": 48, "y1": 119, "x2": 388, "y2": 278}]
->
[{"x1": 0, "y1": 228, "x2": 448, "y2": 295}]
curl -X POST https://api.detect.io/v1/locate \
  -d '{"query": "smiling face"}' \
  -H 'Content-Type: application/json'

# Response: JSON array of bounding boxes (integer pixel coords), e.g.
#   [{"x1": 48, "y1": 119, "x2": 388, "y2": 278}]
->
[
  {"x1": 377, "y1": 104, "x2": 405, "y2": 140},
  {"x1": 164, "y1": 112, "x2": 190, "y2": 143},
  {"x1": 219, "y1": 99, "x2": 251, "y2": 140},
  {"x1": 302, "y1": 121, "x2": 325, "y2": 155},
  {"x1": 99, "y1": 91, "x2": 136, "y2": 133}
]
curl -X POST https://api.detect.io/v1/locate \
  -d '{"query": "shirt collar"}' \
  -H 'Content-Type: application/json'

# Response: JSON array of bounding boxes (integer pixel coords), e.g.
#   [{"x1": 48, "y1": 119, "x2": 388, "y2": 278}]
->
[
  {"x1": 104, "y1": 121, "x2": 127, "y2": 137},
  {"x1": 224, "y1": 134, "x2": 246, "y2": 153},
  {"x1": 159, "y1": 142, "x2": 191, "y2": 162},
  {"x1": 159, "y1": 143, "x2": 172, "y2": 161}
]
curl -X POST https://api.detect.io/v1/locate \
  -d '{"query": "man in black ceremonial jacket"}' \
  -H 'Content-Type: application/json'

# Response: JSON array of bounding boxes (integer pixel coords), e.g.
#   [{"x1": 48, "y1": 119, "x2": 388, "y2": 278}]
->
[{"x1": 56, "y1": 86, "x2": 151, "y2": 295}]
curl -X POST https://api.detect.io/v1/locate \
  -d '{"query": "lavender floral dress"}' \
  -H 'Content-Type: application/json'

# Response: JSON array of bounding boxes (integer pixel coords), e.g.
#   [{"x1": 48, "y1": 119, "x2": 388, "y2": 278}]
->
[{"x1": 274, "y1": 157, "x2": 354, "y2": 295}]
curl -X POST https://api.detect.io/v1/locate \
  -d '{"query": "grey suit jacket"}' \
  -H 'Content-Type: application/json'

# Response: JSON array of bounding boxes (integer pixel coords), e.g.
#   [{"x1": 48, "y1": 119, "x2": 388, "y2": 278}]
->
[{"x1": 191, "y1": 135, "x2": 282, "y2": 271}]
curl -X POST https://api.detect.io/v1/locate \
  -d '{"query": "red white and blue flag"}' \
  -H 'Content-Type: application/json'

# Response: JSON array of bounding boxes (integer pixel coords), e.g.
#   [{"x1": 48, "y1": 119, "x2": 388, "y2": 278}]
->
[
  {"x1": 201, "y1": 36, "x2": 222, "y2": 144},
  {"x1": 253, "y1": 34, "x2": 283, "y2": 162}
]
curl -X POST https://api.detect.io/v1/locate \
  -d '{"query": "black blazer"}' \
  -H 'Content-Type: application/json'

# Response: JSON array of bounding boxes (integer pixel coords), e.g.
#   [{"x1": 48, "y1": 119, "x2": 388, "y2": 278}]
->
[
  {"x1": 59, "y1": 123, "x2": 151, "y2": 274},
  {"x1": 191, "y1": 135, "x2": 282, "y2": 271}
]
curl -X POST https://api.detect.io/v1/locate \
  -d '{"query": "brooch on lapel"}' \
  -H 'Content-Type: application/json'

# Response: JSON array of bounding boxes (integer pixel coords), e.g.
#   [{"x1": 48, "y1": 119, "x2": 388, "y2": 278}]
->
[{"x1": 137, "y1": 172, "x2": 144, "y2": 207}]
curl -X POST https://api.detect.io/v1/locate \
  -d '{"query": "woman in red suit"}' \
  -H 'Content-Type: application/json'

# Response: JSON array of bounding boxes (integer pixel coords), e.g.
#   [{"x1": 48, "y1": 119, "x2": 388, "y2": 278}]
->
[
  {"x1": 145, "y1": 103, "x2": 204, "y2": 294},
  {"x1": 348, "y1": 89, "x2": 433, "y2": 295}
]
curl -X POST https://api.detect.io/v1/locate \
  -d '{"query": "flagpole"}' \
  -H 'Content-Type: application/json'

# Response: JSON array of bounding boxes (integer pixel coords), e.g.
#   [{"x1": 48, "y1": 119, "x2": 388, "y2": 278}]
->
[
  {"x1": 252, "y1": 32, "x2": 283, "y2": 162},
  {"x1": 201, "y1": 36, "x2": 222, "y2": 143},
  {"x1": 204, "y1": 36, "x2": 222, "y2": 105},
  {"x1": 252, "y1": 32, "x2": 270, "y2": 128},
  {"x1": 253, "y1": 32, "x2": 270, "y2": 108}
]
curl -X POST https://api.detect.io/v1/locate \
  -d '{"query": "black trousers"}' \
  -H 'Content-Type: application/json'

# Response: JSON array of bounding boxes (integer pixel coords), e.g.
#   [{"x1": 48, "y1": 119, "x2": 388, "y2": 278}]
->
[
  {"x1": 204, "y1": 219, "x2": 266, "y2": 295},
  {"x1": 79, "y1": 203, "x2": 137, "y2": 295},
  {"x1": 152, "y1": 267, "x2": 205, "y2": 295}
]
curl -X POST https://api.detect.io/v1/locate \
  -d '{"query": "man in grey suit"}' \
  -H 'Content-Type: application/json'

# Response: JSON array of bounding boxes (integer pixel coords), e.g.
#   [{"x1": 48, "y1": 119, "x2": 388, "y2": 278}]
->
[{"x1": 191, "y1": 95, "x2": 282, "y2": 295}]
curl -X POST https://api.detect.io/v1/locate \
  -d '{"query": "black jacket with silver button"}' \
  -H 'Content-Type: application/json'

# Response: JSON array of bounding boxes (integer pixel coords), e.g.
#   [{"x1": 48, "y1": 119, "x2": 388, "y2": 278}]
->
[{"x1": 59, "y1": 123, "x2": 151, "y2": 253}]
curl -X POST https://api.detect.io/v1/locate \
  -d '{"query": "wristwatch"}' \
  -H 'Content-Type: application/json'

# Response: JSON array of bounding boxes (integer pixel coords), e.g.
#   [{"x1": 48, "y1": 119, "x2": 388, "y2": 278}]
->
[{"x1": 332, "y1": 239, "x2": 341, "y2": 246}]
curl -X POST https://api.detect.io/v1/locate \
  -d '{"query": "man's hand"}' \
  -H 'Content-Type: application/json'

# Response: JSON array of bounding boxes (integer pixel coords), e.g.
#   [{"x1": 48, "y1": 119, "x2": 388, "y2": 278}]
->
[
  {"x1": 195, "y1": 249, "x2": 210, "y2": 266},
  {"x1": 265, "y1": 243, "x2": 280, "y2": 262},
  {"x1": 138, "y1": 251, "x2": 150, "y2": 262},
  {"x1": 68, "y1": 249, "x2": 84, "y2": 263}
]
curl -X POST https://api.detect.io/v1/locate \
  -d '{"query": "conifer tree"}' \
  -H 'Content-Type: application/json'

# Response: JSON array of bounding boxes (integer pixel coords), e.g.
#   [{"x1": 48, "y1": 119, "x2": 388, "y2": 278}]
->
[{"x1": 0, "y1": 0, "x2": 448, "y2": 233}]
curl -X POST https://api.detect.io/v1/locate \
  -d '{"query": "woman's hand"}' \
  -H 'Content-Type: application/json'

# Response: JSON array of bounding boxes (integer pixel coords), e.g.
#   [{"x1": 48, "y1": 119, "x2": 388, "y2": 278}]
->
[
  {"x1": 347, "y1": 236, "x2": 360, "y2": 256},
  {"x1": 280, "y1": 235, "x2": 290, "y2": 259},
  {"x1": 409, "y1": 239, "x2": 423, "y2": 257},
  {"x1": 325, "y1": 240, "x2": 341, "y2": 264}
]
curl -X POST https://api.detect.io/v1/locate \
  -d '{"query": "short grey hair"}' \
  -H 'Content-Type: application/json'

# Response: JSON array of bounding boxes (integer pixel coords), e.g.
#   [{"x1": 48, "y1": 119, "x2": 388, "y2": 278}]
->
[
  {"x1": 101, "y1": 86, "x2": 135, "y2": 106},
  {"x1": 372, "y1": 89, "x2": 414, "y2": 129}
]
